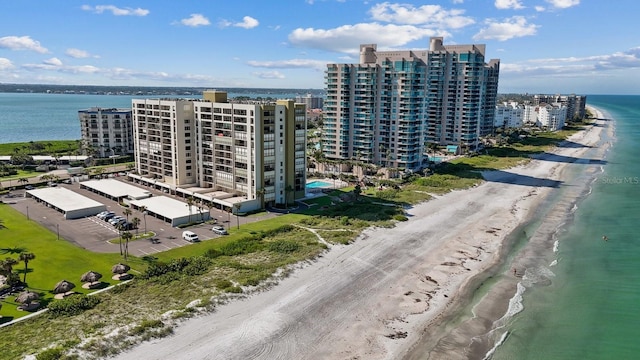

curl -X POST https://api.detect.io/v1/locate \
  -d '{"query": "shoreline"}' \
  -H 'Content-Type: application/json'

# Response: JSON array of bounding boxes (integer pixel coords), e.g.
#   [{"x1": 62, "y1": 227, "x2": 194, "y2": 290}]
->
[{"x1": 113, "y1": 114, "x2": 607, "y2": 360}]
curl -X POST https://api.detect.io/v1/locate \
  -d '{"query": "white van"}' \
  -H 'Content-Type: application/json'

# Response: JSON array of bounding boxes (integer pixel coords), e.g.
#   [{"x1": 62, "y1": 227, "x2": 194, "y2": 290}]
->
[{"x1": 182, "y1": 231, "x2": 199, "y2": 242}]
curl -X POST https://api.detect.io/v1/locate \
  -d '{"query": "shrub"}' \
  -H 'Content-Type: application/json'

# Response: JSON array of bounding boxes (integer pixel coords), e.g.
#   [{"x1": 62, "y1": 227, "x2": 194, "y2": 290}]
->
[
  {"x1": 392, "y1": 214, "x2": 408, "y2": 221},
  {"x1": 182, "y1": 257, "x2": 211, "y2": 276},
  {"x1": 129, "y1": 319, "x2": 164, "y2": 336},
  {"x1": 375, "y1": 189, "x2": 399, "y2": 199},
  {"x1": 204, "y1": 248, "x2": 222, "y2": 259},
  {"x1": 224, "y1": 286, "x2": 243, "y2": 293},
  {"x1": 219, "y1": 237, "x2": 263, "y2": 256},
  {"x1": 214, "y1": 279, "x2": 233, "y2": 289},
  {"x1": 48, "y1": 295, "x2": 100, "y2": 317},
  {"x1": 36, "y1": 347, "x2": 64, "y2": 360},
  {"x1": 268, "y1": 240, "x2": 301, "y2": 254}
]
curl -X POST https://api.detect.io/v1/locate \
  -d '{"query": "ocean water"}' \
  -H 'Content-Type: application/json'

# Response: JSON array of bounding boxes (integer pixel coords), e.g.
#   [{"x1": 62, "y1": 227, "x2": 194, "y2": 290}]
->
[
  {"x1": 0, "y1": 91, "x2": 305, "y2": 144},
  {"x1": 490, "y1": 95, "x2": 640, "y2": 359}
]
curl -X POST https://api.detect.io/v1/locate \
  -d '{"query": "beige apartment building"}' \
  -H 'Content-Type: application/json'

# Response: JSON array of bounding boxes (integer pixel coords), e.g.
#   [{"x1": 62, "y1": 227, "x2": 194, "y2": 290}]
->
[
  {"x1": 78, "y1": 107, "x2": 134, "y2": 157},
  {"x1": 131, "y1": 91, "x2": 306, "y2": 212}
]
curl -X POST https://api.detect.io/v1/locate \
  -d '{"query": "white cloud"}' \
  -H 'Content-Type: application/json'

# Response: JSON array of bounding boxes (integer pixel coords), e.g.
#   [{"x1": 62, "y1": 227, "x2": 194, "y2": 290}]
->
[
  {"x1": 473, "y1": 16, "x2": 538, "y2": 41},
  {"x1": 0, "y1": 58, "x2": 14, "y2": 70},
  {"x1": 65, "y1": 48, "x2": 97, "y2": 59},
  {"x1": 219, "y1": 16, "x2": 259, "y2": 29},
  {"x1": 289, "y1": 23, "x2": 444, "y2": 53},
  {"x1": 43, "y1": 57, "x2": 63, "y2": 66},
  {"x1": 252, "y1": 71, "x2": 286, "y2": 79},
  {"x1": 502, "y1": 47, "x2": 640, "y2": 78},
  {"x1": 369, "y1": 3, "x2": 474, "y2": 29},
  {"x1": 81, "y1": 5, "x2": 149, "y2": 16},
  {"x1": 247, "y1": 59, "x2": 329, "y2": 70},
  {"x1": 535, "y1": 6, "x2": 546, "y2": 11},
  {"x1": 180, "y1": 14, "x2": 210, "y2": 27},
  {"x1": 0, "y1": 36, "x2": 48, "y2": 53},
  {"x1": 452, "y1": 0, "x2": 464, "y2": 3},
  {"x1": 495, "y1": 0, "x2": 525, "y2": 10},
  {"x1": 545, "y1": 0, "x2": 580, "y2": 9}
]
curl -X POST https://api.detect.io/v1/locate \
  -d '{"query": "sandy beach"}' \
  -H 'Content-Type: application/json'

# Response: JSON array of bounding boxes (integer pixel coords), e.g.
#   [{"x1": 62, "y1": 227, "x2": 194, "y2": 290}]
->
[{"x1": 113, "y1": 110, "x2": 607, "y2": 360}]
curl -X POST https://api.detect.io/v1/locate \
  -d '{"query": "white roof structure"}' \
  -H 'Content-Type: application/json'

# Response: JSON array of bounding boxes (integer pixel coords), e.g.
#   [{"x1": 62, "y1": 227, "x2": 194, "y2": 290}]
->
[
  {"x1": 129, "y1": 196, "x2": 209, "y2": 226},
  {"x1": 80, "y1": 179, "x2": 152, "y2": 200},
  {"x1": 26, "y1": 187, "x2": 106, "y2": 219}
]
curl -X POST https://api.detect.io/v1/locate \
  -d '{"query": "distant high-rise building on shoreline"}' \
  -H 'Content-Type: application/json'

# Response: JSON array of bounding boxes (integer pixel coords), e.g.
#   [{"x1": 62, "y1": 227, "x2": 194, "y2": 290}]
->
[
  {"x1": 533, "y1": 94, "x2": 587, "y2": 121},
  {"x1": 78, "y1": 107, "x2": 133, "y2": 157},
  {"x1": 131, "y1": 91, "x2": 307, "y2": 211},
  {"x1": 322, "y1": 37, "x2": 500, "y2": 171},
  {"x1": 295, "y1": 93, "x2": 324, "y2": 110}
]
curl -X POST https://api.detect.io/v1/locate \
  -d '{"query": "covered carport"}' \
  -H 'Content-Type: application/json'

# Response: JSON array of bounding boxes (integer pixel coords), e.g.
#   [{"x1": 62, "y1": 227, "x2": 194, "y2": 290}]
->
[
  {"x1": 80, "y1": 179, "x2": 152, "y2": 203},
  {"x1": 129, "y1": 196, "x2": 210, "y2": 227},
  {"x1": 25, "y1": 187, "x2": 106, "y2": 219}
]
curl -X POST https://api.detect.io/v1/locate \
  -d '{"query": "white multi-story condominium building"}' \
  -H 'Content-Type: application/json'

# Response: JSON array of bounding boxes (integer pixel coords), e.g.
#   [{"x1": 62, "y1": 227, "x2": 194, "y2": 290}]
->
[
  {"x1": 323, "y1": 37, "x2": 500, "y2": 171},
  {"x1": 78, "y1": 107, "x2": 133, "y2": 157},
  {"x1": 131, "y1": 91, "x2": 306, "y2": 212},
  {"x1": 537, "y1": 103, "x2": 567, "y2": 131},
  {"x1": 495, "y1": 102, "x2": 525, "y2": 128},
  {"x1": 523, "y1": 104, "x2": 539, "y2": 125},
  {"x1": 295, "y1": 93, "x2": 324, "y2": 110},
  {"x1": 533, "y1": 94, "x2": 586, "y2": 121}
]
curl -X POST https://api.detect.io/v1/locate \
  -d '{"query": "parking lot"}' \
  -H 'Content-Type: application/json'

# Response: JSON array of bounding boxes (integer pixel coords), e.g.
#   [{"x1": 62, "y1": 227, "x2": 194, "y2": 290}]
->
[{"x1": 4, "y1": 179, "x2": 278, "y2": 257}]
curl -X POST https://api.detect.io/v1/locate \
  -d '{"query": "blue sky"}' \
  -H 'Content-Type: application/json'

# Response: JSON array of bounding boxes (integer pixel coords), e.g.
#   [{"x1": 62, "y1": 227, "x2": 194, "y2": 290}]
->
[{"x1": 0, "y1": 0, "x2": 639, "y2": 94}]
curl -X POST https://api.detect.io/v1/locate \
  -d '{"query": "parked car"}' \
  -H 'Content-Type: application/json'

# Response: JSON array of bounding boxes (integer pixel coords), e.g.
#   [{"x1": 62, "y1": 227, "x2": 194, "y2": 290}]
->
[
  {"x1": 25, "y1": 185, "x2": 34, "y2": 190},
  {"x1": 182, "y1": 231, "x2": 199, "y2": 242},
  {"x1": 119, "y1": 221, "x2": 136, "y2": 230},
  {"x1": 109, "y1": 216, "x2": 125, "y2": 225},
  {"x1": 212, "y1": 226, "x2": 228, "y2": 235},
  {"x1": 101, "y1": 212, "x2": 116, "y2": 220}
]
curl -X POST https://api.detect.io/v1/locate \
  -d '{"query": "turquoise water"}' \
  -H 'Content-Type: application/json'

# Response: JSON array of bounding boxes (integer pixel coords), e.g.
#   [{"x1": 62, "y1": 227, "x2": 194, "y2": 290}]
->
[
  {"x1": 491, "y1": 95, "x2": 640, "y2": 359},
  {"x1": 306, "y1": 180, "x2": 331, "y2": 189}
]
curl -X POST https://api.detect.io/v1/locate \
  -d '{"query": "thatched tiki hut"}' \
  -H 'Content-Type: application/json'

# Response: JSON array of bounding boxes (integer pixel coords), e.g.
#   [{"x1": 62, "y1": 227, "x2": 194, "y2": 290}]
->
[
  {"x1": 53, "y1": 280, "x2": 76, "y2": 299},
  {"x1": 111, "y1": 263, "x2": 132, "y2": 280}
]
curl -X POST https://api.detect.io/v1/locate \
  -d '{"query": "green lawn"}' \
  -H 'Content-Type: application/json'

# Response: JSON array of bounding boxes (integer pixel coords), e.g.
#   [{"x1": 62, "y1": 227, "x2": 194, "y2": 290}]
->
[
  {"x1": 0, "y1": 140, "x2": 80, "y2": 156},
  {"x1": 0, "y1": 204, "x2": 143, "y2": 322}
]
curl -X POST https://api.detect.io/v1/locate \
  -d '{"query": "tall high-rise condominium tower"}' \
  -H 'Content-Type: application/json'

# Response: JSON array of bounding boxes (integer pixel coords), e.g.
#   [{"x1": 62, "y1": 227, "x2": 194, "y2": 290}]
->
[{"x1": 323, "y1": 37, "x2": 500, "y2": 171}]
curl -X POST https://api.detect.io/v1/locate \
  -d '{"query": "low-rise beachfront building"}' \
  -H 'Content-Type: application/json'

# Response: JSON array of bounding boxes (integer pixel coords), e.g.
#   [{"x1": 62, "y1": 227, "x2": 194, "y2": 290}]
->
[
  {"x1": 131, "y1": 91, "x2": 306, "y2": 212},
  {"x1": 494, "y1": 102, "x2": 525, "y2": 128},
  {"x1": 537, "y1": 103, "x2": 567, "y2": 131},
  {"x1": 78, "y1": 107, "x2": 134, "y2": 158}
]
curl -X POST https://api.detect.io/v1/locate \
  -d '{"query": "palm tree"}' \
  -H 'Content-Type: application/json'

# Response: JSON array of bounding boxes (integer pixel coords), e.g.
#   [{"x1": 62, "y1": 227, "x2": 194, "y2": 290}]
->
[
  {"x1": 139, "y1": 205, "x2": 148, "y2": 234},
  {"x1": 232, "y1": 203, "x2": 241, "y2": 230},
  {"x1": 186, "y1": 197, "x2": 194, "y2": 223},
  {"x1": 122, "y1": 231, "x2": 133, "y2": 260},
  {"x1": 284, "y1": 185, "x2": 294, "y2": 207},
  {"x1": 19, "y1": 252, "x2": 35, "y2": 284},
  {"x1": 18, "y1": 178, "x2": 28, "y2": 187},
  {"x1": 123, "y1": 208, "x2": 132, "y2": 223},
  {"x1": 116, "y1": 223, "x2": 124, "y2": 255},
  {"x1": 131, "y1": 217, "x2": 141, "y2": 236},
  {"x1": 255, "y1": 188, "x2": 265, "y2": 210}
]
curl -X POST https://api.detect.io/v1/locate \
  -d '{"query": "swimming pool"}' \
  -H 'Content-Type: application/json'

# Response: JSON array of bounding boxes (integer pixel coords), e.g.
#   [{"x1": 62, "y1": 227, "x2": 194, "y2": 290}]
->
[{"x1": 306, "y1": 180, "x2": 332, "y2": 189}]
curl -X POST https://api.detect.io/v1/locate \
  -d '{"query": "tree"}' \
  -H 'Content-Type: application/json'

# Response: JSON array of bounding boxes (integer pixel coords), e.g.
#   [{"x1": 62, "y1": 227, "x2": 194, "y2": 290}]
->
[
  {"x1": 255, "y1": 188, "x2": 265, "y2": 210},
  {"x1": 232, "y1": 203, "x2": 241, "y2": 230},
  {"x1": 186, "y1": 197, "x2": 194, "y2": 223},
  {"x1": 116, "y1": 223, "x2": 124, "y2": 255},
  {"x1": 18, "y1": 252, "x2": 35, "y2": 284},
  {"x1": 123, "y1": 208, "x2": 132, "y2": 223},
  {"x1": 354, "y1": 184, "x2": 362, "y2": 200},
  {"x1": 122, "y1": 231, "x2": 133, "y2": 260},
  {"x1": 139, "y1": 205, "x2": 148, "y2": 234},
  {"x1": 285, "y1": 185, "x2": 294, "y2": 207},
  {"x1": 131, "y1": 217, "x2": 141, "y2": 236}
]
